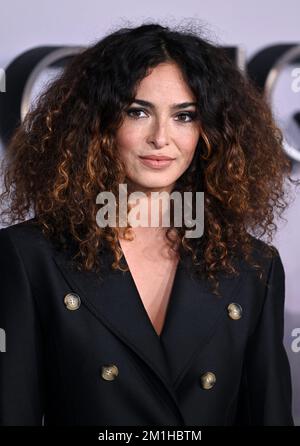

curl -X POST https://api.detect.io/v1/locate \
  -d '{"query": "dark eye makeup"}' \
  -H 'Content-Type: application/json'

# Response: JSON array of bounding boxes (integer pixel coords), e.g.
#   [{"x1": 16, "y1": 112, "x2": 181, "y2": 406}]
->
[{"x1": 125, "y1": 107, "x2": 197, "y2": 122}]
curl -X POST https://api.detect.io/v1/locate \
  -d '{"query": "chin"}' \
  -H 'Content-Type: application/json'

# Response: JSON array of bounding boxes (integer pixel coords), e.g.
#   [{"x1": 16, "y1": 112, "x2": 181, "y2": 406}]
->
[{"x1": 138, "y1": 183, "x2": 172, "y2": 191}]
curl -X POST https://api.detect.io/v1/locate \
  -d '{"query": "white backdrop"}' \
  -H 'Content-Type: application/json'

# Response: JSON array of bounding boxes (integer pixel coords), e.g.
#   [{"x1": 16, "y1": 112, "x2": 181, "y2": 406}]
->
[{"x1": 0, "y1": 0, "x2": 299, "y2": 425}]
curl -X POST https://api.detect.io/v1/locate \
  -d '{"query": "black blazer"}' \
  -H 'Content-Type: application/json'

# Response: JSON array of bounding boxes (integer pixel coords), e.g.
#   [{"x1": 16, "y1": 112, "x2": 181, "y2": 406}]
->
[{"x1": 0, "y1": 218, "x2": 294, "y2": 426}]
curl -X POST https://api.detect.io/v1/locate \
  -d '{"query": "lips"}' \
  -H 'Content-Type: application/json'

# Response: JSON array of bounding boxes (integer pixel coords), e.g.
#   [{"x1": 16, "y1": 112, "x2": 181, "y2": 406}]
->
[
  {"x1": 139, "y1": 156, "x2": 175, "y2": 169},
  {"x1": 139, "y1": 155, "x2": 175, "y2": 161}
]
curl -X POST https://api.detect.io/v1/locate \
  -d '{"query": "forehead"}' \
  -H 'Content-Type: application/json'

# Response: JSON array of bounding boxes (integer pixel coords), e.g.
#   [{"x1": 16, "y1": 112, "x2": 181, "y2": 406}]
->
[{"x1": 135, "y1": 63, "x2": 196, "y2": 102}]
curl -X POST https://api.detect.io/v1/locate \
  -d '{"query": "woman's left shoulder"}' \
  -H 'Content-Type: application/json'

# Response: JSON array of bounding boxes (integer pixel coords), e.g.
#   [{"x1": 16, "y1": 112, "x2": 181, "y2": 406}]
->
[
  {"x1": 231, "y1": 235, "x2": 286, "y2": 315},
  {"x1": 238, "y1": 234, "x2": 283, "y2": 277}
]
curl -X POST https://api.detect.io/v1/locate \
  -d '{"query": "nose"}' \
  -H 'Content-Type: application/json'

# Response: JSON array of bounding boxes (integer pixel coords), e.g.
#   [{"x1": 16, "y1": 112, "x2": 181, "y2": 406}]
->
[{"x1": 147, "y1": 116, "x2": 170, "y2": 148}]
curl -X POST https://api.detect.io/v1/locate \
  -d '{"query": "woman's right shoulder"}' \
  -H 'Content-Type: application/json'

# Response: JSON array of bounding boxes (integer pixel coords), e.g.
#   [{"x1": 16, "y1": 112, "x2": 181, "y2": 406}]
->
[
  {"x1": 0, "y1": 217, "x2": 41, "y2": 239},
  {"x1": 0, "y1": 218, "x2": 54, "y2": 258}
]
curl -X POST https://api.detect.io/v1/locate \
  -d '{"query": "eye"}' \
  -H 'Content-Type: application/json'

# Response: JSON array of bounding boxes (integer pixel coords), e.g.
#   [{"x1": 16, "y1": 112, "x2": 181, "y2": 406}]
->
[
  {"x1": 126, "y1": 108, "x2": 148, "y2": 119},
  {"x1": 175, "y1": 112, "x2": 197, "y2": 123},
  {"x1": 125, "y1": 108, "x2": 197, "y2": 122}
]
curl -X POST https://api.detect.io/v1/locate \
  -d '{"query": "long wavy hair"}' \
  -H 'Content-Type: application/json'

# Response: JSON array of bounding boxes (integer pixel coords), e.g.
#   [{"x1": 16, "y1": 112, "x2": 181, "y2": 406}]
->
[{"x1": 1, "y1": 22, "x2": 298, "y2": 295}]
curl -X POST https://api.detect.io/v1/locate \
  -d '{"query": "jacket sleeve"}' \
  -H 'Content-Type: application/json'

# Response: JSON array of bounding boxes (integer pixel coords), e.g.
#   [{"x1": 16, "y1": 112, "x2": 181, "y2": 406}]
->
[
  {"x1": 236, "y1": 248, "x2": 294, "y2": 426},
  {"x1": 0, "y1": 228, "x2": 45, "y2": 425}
]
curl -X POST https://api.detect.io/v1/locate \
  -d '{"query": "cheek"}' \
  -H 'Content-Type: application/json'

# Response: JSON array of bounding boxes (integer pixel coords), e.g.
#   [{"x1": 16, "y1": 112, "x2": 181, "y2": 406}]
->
[
  {"x1": 116, "y1": 131, "x2": 132, "y2": 155},
  {"x1": 178, "y1": 133, "x2": 199, "y2": 164},
  {"x1": 116, "y1": 125, "x2": 143, "y2": 153},
  {"x1": 115, "y1": 129, "x2": 140, "y2": 176}
]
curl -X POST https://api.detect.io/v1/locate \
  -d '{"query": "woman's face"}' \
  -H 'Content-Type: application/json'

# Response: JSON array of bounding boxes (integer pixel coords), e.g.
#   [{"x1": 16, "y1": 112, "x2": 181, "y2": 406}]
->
[{"x1": 116, "y1": 62, "x2": 201, "y2": 195}]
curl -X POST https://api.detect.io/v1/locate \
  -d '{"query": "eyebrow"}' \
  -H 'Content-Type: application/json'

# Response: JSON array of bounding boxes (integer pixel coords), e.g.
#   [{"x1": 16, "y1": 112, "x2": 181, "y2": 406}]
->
[{"x1": 131, "y1": 99, "x2": 197, "y2": 110}]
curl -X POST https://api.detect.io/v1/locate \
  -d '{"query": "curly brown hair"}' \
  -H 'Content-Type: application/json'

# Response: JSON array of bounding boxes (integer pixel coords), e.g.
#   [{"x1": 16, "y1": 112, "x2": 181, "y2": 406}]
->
[{"x1": 1, "y1": 22, "x2": 299, "y2": 296}]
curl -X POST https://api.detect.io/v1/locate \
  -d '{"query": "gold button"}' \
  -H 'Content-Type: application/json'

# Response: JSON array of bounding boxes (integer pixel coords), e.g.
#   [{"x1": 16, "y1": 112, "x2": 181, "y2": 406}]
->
[
  {"x1": 101, "y1": 364, "x2": 119, "y2": 381},
  {"x1": 200, "y1": 372, "x2": 216, "y2": 390},
  {"x1": 227, "y1": 302, "x2": 242, "y2": 320},
  {"x1": 64, "y1": 293, "x2": 81, "y2": 311}
]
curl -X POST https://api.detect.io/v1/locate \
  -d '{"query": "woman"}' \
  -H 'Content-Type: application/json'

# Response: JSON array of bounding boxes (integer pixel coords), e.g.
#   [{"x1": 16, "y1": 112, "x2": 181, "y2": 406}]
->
[{"x1": 0, "y1": 22, "x2": 297, "y2": 426}]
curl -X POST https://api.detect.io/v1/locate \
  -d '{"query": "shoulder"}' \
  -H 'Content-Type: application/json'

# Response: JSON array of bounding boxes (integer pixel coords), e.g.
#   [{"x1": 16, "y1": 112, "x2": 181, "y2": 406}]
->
[
  {"x1": 0, "y1": 217, "x2": 43, "y2": 238},
  {"x1": 238, "y1": 235, "x2": 285, "y2": 313},
  {"x1": 0, "y1": 218, "x2": 56, "y2": 261},
  {"x1": 236, "y1": 234, "x2": 281, "y2": 275},
  {"x1": 226, "y1": 235, "x2": 284, "y2": 310}
]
